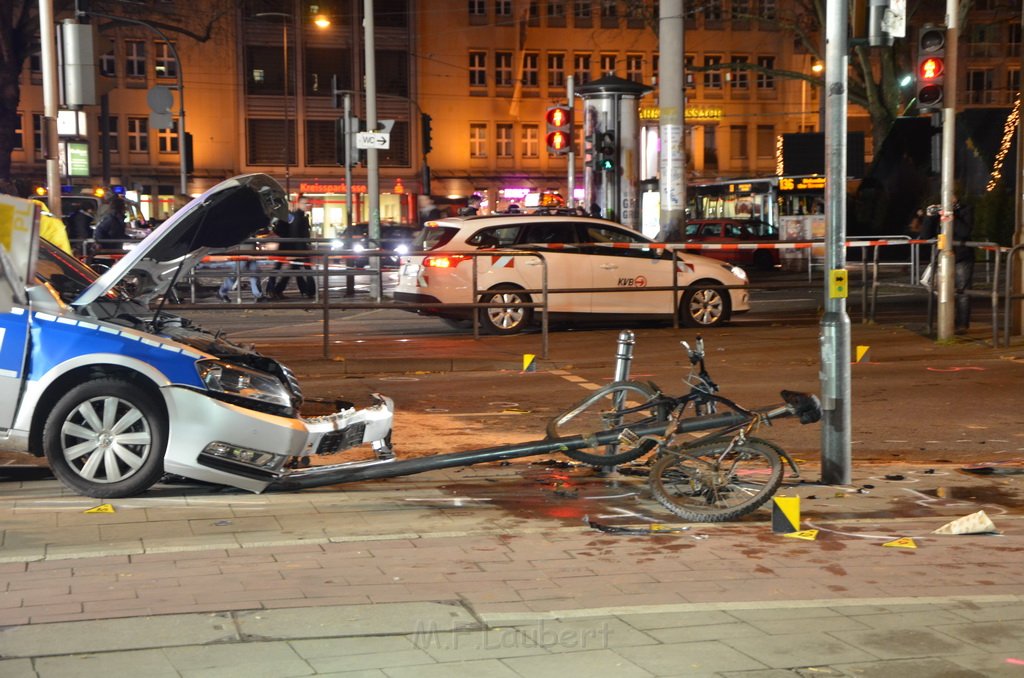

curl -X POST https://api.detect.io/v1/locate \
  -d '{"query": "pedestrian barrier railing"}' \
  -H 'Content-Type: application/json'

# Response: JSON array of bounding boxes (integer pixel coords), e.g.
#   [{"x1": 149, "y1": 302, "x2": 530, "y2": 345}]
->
[
  {"x1": 71, "y1": 235, "x2": 1022, "y2": 356},
  {"x1": 1002, "y1": 242, "x2": 1024, "y2": 348}
]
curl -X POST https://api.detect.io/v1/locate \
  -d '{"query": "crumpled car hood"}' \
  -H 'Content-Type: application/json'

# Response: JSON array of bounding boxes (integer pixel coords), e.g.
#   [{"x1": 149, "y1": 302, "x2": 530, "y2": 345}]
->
[{"x1": 73, "y1": 174, "x2": 289, "y2": 307}]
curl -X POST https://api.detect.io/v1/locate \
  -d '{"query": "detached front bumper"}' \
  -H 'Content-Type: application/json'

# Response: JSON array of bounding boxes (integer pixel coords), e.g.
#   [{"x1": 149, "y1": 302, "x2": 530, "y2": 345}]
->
[{"x1": 162, "y1": 386, "x2": 394, "y2": 493}]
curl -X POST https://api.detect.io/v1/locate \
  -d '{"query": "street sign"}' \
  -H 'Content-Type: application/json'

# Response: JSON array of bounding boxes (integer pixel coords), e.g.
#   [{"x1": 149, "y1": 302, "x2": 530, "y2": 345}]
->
[{"x1": 356, "y1": 131, "x2": 390, "y2": 149}]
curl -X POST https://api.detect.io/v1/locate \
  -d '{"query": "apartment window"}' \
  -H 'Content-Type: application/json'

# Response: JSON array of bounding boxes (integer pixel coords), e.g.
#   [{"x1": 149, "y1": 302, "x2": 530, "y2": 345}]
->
[
  {"x1": 574, "y1": 0, "x2": 592, "y2": 26},
  {"x1": 496, "y1": 0, "x2": 513, "y2": 21},
  {"x1": 30, "y1": 45, "x2": 41, "y2": 74},
  {"x1": 247, "y1": 119, "x2": 295, "y2": 165},
  {"x1": 307, "y1": 47, "x2": 351, "y2": 97},
  {"x1": 732, "y1": 0, "x2": 750, "y2": 20},
  {"x1": 495, "y1": 52, "x2": 513, "y2": 87},
  {"x1": 469, "y1": 0, "x2": 485, "y2": 18},
  {"x1": 757, "y1": 0, "x2": 777, "y2": 21},
  {"x1": 155, "y1": 42, "x2": 177, "y2": 79},
  {"x1": 730, "y1": 55, "x2": 749, "y2": 90},
  {"x1": 128, "y1": 117, "x2": 149, "y2": 152},
  {"x1": 730, "y1": 125, "x2": 748, "y2": 160},
  {"x1": 601, "y1": 0, "x2": 618, "y2": 27},
  {"x1": 157, "y1": 120, "x2": 179, "y2": 153},
  {"x1": 1010, "y1": 23, "x2": 1021, "y2": 58},
  {"x1": 99, "y1": 47, "x2": 116, "y2": 77},
  {"x1": 966, "y1": 69, "x2": 994, "y2": 104},
  {"x1": 13, "y1": 112, "x2": 22, "y2": 151},
  {"x1": 521, "y1": 53, "x2": 539, "y2": 87},
  {"x1": 684, "y1": 54, "x2": 695, "y2": 89},
  {"x1": 756, "y1": 125, "x2": 775, "y2": 158},
  {"x1": 548, "y1": 53, "x2": 565, "y2": 88},
  {"x1": 703, "y1": 55, "x2": 723, "y2": 90},
  {"x1": 32, "y1": 113, "x2": 42, "y2": 157},
  {"x1": 470, "y1": 123, "x2": 488, "y2": 158},
  {"x1": 574, "y1": 53, "x2": 592, "y2": 84},
  {"x1": 600, "y1": 53, "x2": 616, "y2": 77},
  {"x1": 469, "y1": 51, "x2": 487, "y2": 87},
  {"x1": 626, "y1": 54, "x2": 643, "y2": 82},
  {"x1": 528, "y1": 0, "x2": 540, "y2": 24},
  {"x1": 705, "y1": 0, "x2": 723, "y2": 22},
  {"x1": 756, "y1": 56, "x2": 775, "y2": 89},
  {"x1": 548, "y1": 0, "x2": 566, "y2": 26},
  {"x1": 103, "y1": 115, "x2": 119, "y2": 153},
  {"x1": 522, "y1": 124, "x2": 539, "y2": 158},
  {"x1": 496, "y1": 123, "x2": 513, "y2": 158},
  {"x1": 1009, "y1": 69, "x2": 1021, "y2": 99},
  {"x1": 125, "y1": 40, "x2": 146, "y2": 79}
]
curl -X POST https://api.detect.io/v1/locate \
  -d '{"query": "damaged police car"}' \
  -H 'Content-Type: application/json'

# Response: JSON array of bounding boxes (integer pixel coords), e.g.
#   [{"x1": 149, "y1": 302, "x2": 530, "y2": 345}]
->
[{"x1": 0, "y1": 174, "x2": 393, "y2": 498}]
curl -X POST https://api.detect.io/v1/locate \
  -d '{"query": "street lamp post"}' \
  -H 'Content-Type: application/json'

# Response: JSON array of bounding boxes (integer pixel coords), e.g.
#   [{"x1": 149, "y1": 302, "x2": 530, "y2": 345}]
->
[{"x1": 255, "y1": 12, "x2": 293, "y2": 199}]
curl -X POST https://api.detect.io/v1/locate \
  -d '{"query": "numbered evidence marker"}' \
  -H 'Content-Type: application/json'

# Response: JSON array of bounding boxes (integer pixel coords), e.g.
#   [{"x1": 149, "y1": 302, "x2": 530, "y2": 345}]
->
[
  {"x1": 84, "y1": 503, "x2": 116, "y2": 514},
  {"x1": 883, "y1": 537, "x2": 917, "y2": 549}
]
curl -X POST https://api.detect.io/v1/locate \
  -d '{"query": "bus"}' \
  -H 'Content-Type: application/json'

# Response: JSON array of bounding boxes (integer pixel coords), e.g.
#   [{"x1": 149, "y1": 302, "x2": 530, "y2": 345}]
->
[{"x1": 689, "y1": 175, "x2": 827, "y2": 229}]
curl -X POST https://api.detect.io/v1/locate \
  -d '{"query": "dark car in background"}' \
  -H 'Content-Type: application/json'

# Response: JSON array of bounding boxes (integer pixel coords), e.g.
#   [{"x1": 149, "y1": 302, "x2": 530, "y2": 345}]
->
[
  {"x1": 333, "y1": 222, "x2": 421, "y2": 268},
  {"x1": 683, "y1": 219, "x2": 780, "y2": 271}
]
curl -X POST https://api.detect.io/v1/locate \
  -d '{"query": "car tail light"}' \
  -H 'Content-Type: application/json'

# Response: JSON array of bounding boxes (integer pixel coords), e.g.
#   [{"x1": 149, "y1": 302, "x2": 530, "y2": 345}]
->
[{"x1": 423, "y1": 254, "x2": 471, "y2": 268}]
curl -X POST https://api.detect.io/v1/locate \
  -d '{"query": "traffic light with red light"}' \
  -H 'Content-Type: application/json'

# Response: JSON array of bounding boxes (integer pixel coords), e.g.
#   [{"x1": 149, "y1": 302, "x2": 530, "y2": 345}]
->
[
  {"x1": 545, "y1": 105, "x2": 573, "y2": 155},
  {"x1": 916, "y1": 24, "x2": 946, "y2": 111}
]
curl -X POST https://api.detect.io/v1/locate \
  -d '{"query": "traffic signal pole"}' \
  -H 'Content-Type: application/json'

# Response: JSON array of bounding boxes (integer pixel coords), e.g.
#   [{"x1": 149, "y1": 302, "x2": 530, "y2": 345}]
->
[
  {"x1": 819, "y1": 0, "x2": 852, "y2": 486},
  {"x1": 936, "y1": 1, "x2": 959, "y2": 341},
  {"x1": 567, "y1": 76, "x2": 575, "y2": 209}
]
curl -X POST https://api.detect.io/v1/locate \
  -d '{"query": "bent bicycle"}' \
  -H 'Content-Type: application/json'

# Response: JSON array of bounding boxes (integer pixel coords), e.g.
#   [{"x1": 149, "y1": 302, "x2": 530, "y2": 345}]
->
[{"x1": 547, "y1": 333, "x2": 821, "y2": 522}]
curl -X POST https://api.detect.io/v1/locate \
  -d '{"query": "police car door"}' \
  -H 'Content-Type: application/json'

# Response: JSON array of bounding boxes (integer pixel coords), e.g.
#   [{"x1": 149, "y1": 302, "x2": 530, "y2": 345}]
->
[
  {"x1": 583, "y1": 223, "x2": 674, "y2": 315},
  {"x1": 515, "y1": 221, "x2": 590, "y2": 313},
  {"x1": 0, "y1": 305, "x2": 30, "y2": 429}
]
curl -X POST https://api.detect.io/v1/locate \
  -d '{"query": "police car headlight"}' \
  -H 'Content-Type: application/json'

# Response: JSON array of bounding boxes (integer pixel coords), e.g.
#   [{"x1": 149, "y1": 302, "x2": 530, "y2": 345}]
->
[
  {"x1": 725, "y1": 264, "x2": 748, "y2": 282},
  {"x1": 196, "y1": 360, "x2": 291, "y2": 408}
]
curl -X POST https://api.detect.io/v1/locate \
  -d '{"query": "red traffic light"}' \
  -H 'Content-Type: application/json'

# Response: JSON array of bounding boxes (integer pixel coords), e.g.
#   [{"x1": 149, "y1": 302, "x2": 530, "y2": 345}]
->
[
  {"x1": 546, "y1": 107, "x2": 569, "y2": 128},
  {"x1": 546, "y1": 130, "x2": 570, "y2": 152},
  {"x1": 919, "y1": 56, "x2": 943, "y2": 81},
  {"x1": 545, "y1": 105, "x2": 573, "y2": 156}
]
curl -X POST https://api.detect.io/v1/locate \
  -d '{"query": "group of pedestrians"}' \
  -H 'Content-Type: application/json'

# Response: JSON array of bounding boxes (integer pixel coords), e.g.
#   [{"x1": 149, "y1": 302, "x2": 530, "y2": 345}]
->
[{"x1": 218, "y1": 194, "x2": 315, "y2": 303}]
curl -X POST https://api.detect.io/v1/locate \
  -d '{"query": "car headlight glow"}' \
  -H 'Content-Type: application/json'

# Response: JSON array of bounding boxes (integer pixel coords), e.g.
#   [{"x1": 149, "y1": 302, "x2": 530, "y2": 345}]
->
[
  {"x1": 726, "y1": 264, "x2": 748, "y2": 282},
  {"x1": 353, "y1": 243, "x2": 366, "y2": 253},
  {"x1": 394, "y1": 243, "x2": 409, "y2": 255},
  {"x1": 196, "y1": 360, "x2": 291, "y2": 408}
]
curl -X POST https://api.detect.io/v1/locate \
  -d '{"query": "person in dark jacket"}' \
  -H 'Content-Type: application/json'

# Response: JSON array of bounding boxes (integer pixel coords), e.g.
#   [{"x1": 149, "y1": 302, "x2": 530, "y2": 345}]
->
[
  {"x1": 920, "y1": 199, "x2": 974, "y2": 333},
  {"x1": 266, "y1": 194, "x2": 316, "y2": 299},
  {"x1": 65, "y1": 204, "x2": 95, "y2": 245},
  {"x1": 92, "y1": 199, "x2": 127, "y2": 248}
]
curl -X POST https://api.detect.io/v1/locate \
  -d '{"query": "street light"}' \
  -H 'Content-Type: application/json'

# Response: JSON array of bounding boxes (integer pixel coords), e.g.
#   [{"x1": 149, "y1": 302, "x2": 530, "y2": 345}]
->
[
  {"x1": 254, "y1": 11, "x2": 294, "y2": 199},
  {"x1": 254, "y1": 9, "x2": 331, "y2": 199}
]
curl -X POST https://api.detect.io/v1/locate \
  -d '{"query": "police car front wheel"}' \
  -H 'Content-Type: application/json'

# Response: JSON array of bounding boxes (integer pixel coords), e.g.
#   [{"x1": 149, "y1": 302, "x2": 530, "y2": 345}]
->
[{"x1": 42, "y1": 378, "x2": 168, "y2": 498}]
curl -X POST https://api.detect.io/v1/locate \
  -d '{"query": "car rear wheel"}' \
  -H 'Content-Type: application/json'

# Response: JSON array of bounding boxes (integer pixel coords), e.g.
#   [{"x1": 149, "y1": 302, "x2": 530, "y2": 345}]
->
[
  {"x1": 478, "y1": 285, "x2": 533, "y2": 335},
  {"x1": 42, "y1": 379, "x2": 168, "y2": 498},
  {"x1": 680, "y1": 282, "x2": 730, "y2": 328}
]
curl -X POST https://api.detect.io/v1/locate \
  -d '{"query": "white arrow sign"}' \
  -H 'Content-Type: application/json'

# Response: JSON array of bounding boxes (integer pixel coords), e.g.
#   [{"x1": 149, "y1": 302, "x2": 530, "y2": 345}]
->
[{"x1": 356, "y1": 131, "x2": 391, "y2": 149}]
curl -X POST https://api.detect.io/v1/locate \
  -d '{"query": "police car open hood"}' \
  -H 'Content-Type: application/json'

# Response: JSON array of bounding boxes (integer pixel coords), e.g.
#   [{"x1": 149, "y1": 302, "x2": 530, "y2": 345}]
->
[{"x1": 73, "y1": 174, "x2": 289, "y2": 307}]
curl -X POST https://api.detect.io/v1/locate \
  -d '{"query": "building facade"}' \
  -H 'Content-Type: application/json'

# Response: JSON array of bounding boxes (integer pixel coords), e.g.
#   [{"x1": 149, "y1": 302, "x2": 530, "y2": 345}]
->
[{"x1": 9, "y1": 1, "x2": 1021, "y2": 228}]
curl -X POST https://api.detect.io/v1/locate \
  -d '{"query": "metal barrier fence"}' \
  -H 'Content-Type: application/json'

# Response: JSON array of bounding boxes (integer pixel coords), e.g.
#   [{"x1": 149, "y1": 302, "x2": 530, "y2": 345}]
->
[{"x1": 75, "y1": 235, "x2": 1022, "y2": 357}]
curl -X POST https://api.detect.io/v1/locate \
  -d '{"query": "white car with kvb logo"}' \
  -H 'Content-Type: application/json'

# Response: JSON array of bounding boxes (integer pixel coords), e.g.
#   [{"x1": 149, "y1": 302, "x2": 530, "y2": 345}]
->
[
  {"x1": 0, "y1": 174, "x2": 393, "y2": 498},
  {"x1": 394, "y1": 214, "x2": 750, "y2": 334}
]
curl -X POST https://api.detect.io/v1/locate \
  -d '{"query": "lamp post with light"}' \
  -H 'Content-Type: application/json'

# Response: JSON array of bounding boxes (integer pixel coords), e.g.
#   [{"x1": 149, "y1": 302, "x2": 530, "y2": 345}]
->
[{"x1": 253, "y1": 9, "x2": 330, "y2": 199}]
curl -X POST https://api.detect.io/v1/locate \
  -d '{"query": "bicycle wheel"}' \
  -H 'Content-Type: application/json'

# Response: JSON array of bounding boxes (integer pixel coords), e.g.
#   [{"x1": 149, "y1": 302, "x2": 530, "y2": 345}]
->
[
  {"x1": 648, "y1": 439, "x2": 783, "y2": 522},
  {"x1": 548, "y1": 381, "x2": 665, "y2": 467}
]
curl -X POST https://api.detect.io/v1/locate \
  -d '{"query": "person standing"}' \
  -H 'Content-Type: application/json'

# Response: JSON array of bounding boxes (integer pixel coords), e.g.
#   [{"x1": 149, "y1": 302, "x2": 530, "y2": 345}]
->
[
  {"x1": 267, "y1": 194, "x2": 315, "y2": 299},
  {"x1": 65, "y1": 204, "x2": 95, "y2": 248},
  {"x1": 93, "y1": 198, "x2": 128, "y2": 249}
]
